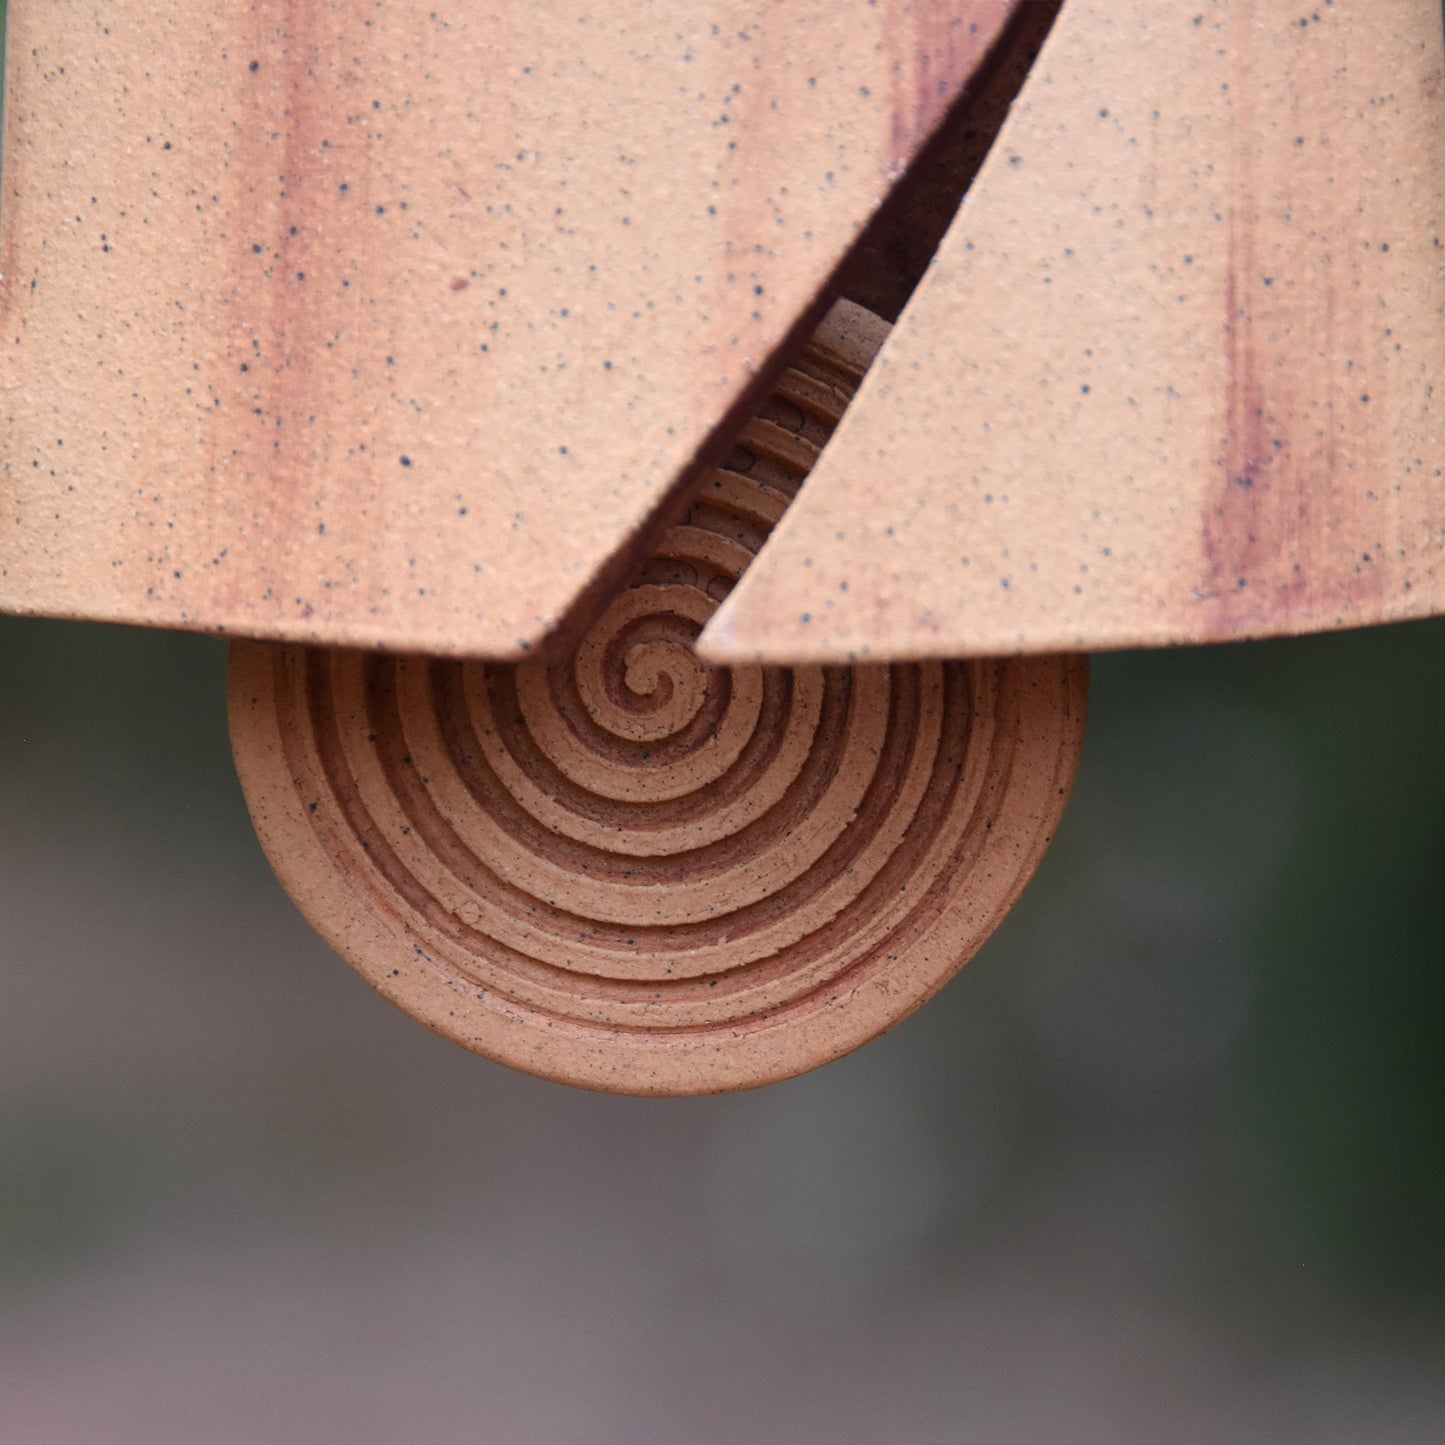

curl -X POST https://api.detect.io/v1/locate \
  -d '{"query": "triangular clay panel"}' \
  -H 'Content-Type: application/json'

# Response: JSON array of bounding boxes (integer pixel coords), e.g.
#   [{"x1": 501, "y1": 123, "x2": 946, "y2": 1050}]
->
[
  {"x1": 702, "y1": 0, "x2": 1445, "y2": 663},
  {"x1": 0, "y1": 0, "x2": 1020, "y2": 658}
]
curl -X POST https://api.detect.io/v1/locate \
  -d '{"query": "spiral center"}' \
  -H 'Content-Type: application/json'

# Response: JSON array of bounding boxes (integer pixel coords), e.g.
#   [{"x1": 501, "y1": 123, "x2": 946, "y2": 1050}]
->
[{"x1": 620, "y1": 637, "x2": 706, "y2": 724}]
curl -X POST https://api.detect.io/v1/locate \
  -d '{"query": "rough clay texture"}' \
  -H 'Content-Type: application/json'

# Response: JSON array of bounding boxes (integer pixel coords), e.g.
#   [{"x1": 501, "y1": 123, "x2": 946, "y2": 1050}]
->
[
  {"x1": 228, "y1": 303, "x2": 1087, "y2": 1094},
  {"x1": 0, "y1": 0, "x2": 1017, "y2": 658},
  {"x1": 703, "y1": 0, "x2": 1445, "y2": 664}
]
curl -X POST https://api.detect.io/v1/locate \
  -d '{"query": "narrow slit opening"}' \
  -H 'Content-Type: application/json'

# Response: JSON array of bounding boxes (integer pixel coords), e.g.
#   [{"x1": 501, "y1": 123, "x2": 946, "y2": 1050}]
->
[{"x1": 537, "y1": 0, "x2": 1065, "y2": 664}]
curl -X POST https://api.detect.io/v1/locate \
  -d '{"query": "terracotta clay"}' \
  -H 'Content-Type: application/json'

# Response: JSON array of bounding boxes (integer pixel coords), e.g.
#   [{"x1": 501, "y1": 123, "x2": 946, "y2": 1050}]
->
[
  {"x1": 11, "y1": 0, "x2": 1444, "y2": 1092},
  {"x1": 0, "y1": 0, "x2": 1023, "y2": 659},
  {"x1": 703, "y1": 0, "x2": 1445, "y2": 664},
  {"x1": 229, "y1": 303, "x2": 1087, "y2": 1094}
]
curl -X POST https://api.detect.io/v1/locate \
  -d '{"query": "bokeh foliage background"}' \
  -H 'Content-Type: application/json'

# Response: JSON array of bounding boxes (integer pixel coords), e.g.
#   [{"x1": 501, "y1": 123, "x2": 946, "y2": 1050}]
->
[{"x1": 2, "y1": 1, "x2": 1443, "y2": 1438}]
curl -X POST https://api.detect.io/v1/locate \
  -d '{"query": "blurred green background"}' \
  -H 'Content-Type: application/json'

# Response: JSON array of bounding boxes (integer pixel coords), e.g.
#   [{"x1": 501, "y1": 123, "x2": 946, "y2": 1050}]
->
[
  {"x1": 3, "y1": 1, "x2": 1444, "y2": 1439},
  {"x1": 4, "y1": 603, "x2": 1443, "y2": 1445}
]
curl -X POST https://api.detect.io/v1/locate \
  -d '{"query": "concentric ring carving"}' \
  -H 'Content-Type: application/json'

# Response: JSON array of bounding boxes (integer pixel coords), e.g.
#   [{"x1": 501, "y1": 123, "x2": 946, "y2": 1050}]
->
[{"x1": 229, "y1": 301, "x2": 1087, "y2": 1093}]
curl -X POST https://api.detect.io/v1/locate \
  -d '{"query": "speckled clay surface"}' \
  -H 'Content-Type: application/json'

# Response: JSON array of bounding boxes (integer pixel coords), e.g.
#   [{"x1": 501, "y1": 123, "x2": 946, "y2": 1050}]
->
[
  {"x1": 0, "y1": 0, "x2": 1021, "y2": 658},
  {"x1": 229, "y1": 303, "x2": 1087, "y2": 1094},
  {"x1": 704, "y1": 0, "x2": 1445, "y2": 663}
]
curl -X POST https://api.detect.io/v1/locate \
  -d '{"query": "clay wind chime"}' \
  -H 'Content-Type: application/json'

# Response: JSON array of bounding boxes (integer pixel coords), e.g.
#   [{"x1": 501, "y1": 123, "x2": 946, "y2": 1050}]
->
[{"x1": 3, "y1": 1, "x2": 1442, "y2": 1092}]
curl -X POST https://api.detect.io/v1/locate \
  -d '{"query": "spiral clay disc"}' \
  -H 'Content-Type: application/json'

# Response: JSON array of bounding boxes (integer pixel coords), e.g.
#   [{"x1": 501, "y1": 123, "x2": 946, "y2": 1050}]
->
[{"x1": 229, "y1": 302, "x2": 1087, "y2": 1093}]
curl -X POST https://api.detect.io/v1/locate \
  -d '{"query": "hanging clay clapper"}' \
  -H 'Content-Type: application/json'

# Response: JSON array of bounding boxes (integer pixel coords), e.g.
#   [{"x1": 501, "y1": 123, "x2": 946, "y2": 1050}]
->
[
  {"x1": 2, "y1": 1, "x2": 1439, "y2": 1093},
  {"x1": 228, "y1": 302, "x2": 1084, "y2": 1093}
]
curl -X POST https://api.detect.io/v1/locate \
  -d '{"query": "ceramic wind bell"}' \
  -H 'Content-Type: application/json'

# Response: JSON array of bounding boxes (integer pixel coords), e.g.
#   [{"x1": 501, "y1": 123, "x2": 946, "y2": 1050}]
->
[{"x1": 3, "y1": 1, "x2": 1440, "y2": 1090}]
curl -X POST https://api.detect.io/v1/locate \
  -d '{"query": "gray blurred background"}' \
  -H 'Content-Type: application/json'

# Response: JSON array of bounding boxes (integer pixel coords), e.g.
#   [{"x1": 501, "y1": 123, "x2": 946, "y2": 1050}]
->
[
  {"x1": 3, "y1": 612, "x2": 1443, "y2": 1444},
  {"x1": 3, "y1": 0, "x2": 1445, "y2": 1434}
]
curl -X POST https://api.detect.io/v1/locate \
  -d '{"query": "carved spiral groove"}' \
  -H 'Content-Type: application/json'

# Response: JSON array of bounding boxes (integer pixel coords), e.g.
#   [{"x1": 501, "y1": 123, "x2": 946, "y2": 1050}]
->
[{"x1": 230, "y1": 302, "x2": 1086, "y2": 1093}]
